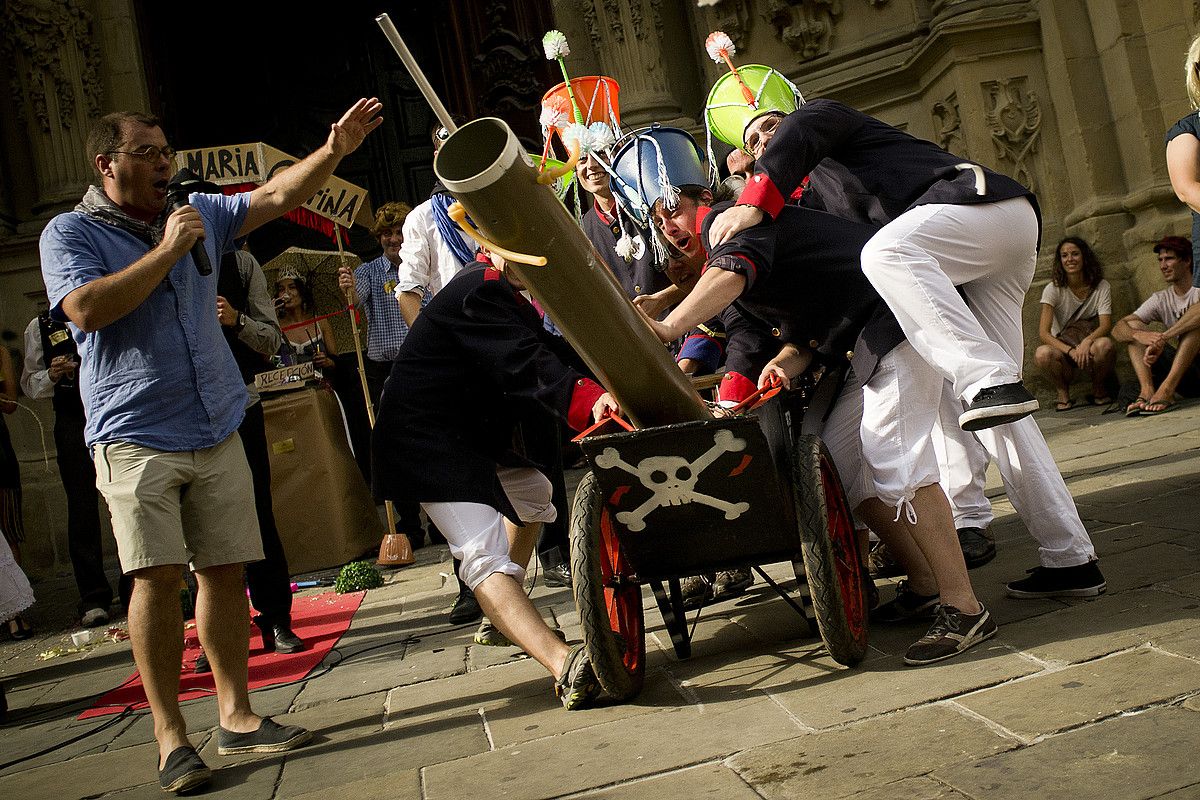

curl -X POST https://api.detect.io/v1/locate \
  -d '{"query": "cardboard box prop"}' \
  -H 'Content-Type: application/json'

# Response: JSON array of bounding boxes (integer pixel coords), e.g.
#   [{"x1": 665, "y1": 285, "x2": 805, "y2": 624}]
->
[{"x1": 263, "y1": 386, "x2": 384, "y2": 574}]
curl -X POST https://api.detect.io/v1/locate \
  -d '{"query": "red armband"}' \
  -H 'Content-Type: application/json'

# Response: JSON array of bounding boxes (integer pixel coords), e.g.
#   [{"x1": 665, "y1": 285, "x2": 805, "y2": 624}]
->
[
  {"x1": 717, "y1": 371, "x2": 757, "y2": 405},
  {"x1": 567, "y1": 377, "x2": 607, "y2": 432},
  {"x1": 737, "y1": 174, "x2": 787, "y2": 220}
]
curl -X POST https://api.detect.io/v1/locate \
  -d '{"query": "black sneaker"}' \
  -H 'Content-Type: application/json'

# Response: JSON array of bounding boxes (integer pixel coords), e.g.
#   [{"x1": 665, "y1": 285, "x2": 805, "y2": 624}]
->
[
  {"x1": 958, "y1": 382, "x2": 1040, "y2": 431},
  {"x1": 903, "y1": 603, "x2": 998, "y2": 665},
  {"x1": 1006, "y1": 561, "x2": 1106, "y2": 598},
  {"x1": 542, "y1": 563, "x2": 572, "y2": 589},
  {"x1": 158, "y1": 745, "x2": 211, "y2": 794},
  {"x1": 871, "y1": 580, "x2": 939, "y2": 624},
  {"x1": 712, "y1": 568, "x2": 754, "y2": 600},
  {"x1": 957, "y1": 527, "x2": 996, "y2": 569},
  {"x1": 217, "y1": 717, "x2": 312, "y2": 756},
  {"x1": 448, "y1": 588, "x2": 483, "y2": 625}
]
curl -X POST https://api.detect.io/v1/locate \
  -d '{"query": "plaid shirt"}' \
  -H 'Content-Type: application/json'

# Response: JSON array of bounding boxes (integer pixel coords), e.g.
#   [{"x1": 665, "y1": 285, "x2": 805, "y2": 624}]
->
[{"x1": 355, "y1": 254, "x2": 410, "y2": 362}]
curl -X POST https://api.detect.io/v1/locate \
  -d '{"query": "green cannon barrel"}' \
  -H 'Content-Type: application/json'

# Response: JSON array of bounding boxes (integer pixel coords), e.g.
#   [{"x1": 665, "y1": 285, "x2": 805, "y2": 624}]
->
[{"x1": 434, "y1": 117, "x2": 710, "y2": 428}]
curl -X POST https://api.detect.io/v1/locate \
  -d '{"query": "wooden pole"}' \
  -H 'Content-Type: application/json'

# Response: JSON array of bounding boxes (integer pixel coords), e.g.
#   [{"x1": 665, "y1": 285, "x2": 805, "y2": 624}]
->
[
  {"x1": 375, "y1": 14, "x2": 457, "y2": 136},
  {"x1": 336, "y1": 224, "x2": 413, "y2": 567}
]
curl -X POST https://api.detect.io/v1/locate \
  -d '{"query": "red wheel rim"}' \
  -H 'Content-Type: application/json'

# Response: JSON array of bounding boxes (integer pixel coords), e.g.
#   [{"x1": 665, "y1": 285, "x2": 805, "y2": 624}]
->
[
  {"x1": 820, "y1": 455, "x2": 867, "y2": 642},
  {"x1": 599, "y1": 507, "x2": 643, "y2": 675}
]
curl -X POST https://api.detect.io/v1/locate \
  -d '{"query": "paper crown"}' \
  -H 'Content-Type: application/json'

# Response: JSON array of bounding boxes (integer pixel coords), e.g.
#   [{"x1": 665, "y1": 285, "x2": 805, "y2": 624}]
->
[
  {"x1": 610, "y1": 125, "x2": 709, "y2": 219},
  {"x1": 705, "y1": 64, "x2": 804, "y2": 151}
]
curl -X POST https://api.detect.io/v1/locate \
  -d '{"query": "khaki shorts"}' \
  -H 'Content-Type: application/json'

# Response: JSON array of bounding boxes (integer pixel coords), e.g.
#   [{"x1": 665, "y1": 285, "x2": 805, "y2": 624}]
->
[{"x1": 94, "y1": 433, "x2": 263, "y2": 572}]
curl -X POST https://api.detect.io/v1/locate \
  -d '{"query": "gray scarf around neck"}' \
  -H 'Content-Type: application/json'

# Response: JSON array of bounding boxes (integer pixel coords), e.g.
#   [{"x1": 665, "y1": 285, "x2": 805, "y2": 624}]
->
[{"x1": 75, "y1": 185, "x2": 163, "y2": 247}]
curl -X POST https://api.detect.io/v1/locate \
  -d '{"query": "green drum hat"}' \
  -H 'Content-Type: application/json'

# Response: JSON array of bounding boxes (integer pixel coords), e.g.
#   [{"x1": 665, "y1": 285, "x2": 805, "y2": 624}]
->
[{"x1": 705, "y1": 65, "x2": 803, "y2": 150}]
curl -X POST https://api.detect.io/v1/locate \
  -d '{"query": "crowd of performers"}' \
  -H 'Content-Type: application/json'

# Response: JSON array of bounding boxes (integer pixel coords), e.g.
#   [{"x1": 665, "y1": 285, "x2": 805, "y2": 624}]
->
[{"x1": 369, "y1": 29, "x2": 1108, "y2": 712}]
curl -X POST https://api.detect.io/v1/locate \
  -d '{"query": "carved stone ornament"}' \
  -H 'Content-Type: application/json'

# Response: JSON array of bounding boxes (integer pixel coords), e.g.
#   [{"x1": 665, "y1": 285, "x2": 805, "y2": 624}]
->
[
  {"x1": 0, "y1": 0, "x2": 102, "y2": 132},
  {"x1": 760, "y1": 0, "x2": 843, "y2": 62},
  {"x1": 472, "y1": 0, "x2": 544, "y2": 119},
  {"x1": 931, "y1": 92, "x2": 963, "y2": 155},
  {"x1": 696, "y1": 0, "x2": 753, "y2": 52},
  {"x1": 581, "y1": 0, "x2": 664, "y2": 48},
  {"x1": 983, "y1": 77, "x2": 1041, "y2": 192}
]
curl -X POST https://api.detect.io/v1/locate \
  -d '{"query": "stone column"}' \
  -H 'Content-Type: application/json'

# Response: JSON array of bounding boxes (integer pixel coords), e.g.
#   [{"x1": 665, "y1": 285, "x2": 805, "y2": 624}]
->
[
  {"x1": 567, "y1": 0, "x2": 698, "y2": 128},
  {"x1": 0, "y1": 0, "x2": 104, "y2": 216}
]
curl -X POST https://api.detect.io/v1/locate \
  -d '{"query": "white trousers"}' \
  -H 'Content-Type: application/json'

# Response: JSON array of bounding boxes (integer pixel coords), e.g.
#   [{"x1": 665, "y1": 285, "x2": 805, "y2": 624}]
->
[
  {"x1": 935, "y1": 381, "x2": 1096, "y2": 568},
  {"x1": 860, "y1": 197, "x2": 1037, "y2": 402},
  {"x1": 423, "y1": 467, "x2": 558, "y2": 590},
  {"x1": 932, "y1": 382, "x2": 993, "y2": 530}
]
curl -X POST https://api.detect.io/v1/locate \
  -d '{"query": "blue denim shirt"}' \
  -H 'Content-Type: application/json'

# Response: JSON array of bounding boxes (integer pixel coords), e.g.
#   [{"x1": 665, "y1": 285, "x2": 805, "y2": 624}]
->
[{"x1": 41, "y1": 192, "x2": 250, "y2": 451}]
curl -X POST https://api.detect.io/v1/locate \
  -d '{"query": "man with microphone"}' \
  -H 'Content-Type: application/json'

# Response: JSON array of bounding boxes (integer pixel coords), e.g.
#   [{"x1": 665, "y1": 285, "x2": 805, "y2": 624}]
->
[{"x1": 39, "y1": 99, "x2": 382, "y2": 794}]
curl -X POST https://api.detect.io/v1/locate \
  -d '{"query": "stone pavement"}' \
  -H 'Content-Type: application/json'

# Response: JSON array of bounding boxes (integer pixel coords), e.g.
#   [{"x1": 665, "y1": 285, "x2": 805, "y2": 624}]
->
[{"x1": 2, "y1": 401, "x2": 1199, "y2": 799}]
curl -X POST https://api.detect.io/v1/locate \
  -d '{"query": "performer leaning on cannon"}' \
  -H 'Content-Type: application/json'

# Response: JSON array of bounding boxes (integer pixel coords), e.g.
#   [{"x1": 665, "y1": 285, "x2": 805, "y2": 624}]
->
[
  {"x1": 372, "y1": 251, "x2": 619, "y2": 710},
  {"x1": 625, "y1": 124, "x2": 998, "y2": 665}
]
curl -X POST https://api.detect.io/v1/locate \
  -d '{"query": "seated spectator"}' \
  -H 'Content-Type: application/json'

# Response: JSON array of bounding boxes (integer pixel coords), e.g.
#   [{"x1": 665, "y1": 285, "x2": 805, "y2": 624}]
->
[
  {"x1": 275, "y1": 273, "x2": 337, "y2": 371},
  {"x1": 1034, "y1": 237, "x2": 1116, "y2": 410},
  {"x1": 0, "y1": 344, "x2": 30, "y2": 639},
  {"x1": 1112, "y1": 236, "x2": 1200, "y2": 415}
]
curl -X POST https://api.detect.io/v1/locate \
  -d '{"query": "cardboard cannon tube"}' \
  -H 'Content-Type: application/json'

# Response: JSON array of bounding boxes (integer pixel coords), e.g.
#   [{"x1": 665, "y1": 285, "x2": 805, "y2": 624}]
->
[{"x1": 435, "y1": 118, "x2": 710, "y2": 429}]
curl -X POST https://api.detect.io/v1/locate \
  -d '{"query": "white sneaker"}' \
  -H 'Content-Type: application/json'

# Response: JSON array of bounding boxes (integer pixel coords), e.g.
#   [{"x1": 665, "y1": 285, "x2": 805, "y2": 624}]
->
[{"x1": 81, "y1": 607, "x2": 109, "y2": 628}]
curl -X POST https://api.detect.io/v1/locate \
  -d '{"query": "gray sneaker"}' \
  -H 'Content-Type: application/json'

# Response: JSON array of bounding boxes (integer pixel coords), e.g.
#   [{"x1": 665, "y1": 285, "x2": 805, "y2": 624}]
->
[
  {"x1": 903, "y1": 603, "x2": 997, "y2": 665},
  {"x1": 680, "y1": 574, "x2": 714, "y2": 610},
  {"x1": 712, "y1": 568, "x2": 754, "y2": 600},
  {"x1": 473, "y1": 619, "x2": 512, "y2": 647},
  {"x1": 555, "y1": 643, "x2": 601, "y2": 710}
]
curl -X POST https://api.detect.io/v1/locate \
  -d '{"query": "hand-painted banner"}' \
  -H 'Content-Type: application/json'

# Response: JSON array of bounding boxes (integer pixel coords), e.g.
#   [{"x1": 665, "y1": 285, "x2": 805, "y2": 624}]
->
[{"x1": 175, "y1": 142, "x2": 372, "y2": 227}]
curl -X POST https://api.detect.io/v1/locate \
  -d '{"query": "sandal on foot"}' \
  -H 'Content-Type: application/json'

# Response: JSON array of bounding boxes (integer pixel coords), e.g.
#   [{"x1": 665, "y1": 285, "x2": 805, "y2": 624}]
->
[
  {"x1": 1054, "y1": 399, "x2": 1077, "y2": 412},
  {"x1": 1140, "y1": 398, "x2": 1176, "y2": 415},
  {"x1": 554, "y1": 643, "x2": 601, "y2": 710},
  {"x1": 1125, "y1": 397, "x2": 1149, "y2": 417}
]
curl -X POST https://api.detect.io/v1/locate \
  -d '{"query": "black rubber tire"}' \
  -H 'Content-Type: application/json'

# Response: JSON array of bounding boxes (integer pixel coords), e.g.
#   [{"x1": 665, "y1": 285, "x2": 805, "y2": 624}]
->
[
  {"x1": 791, "y1": 434, "x2": 869, "y2": 666},
  {"x1": 570, "y1": 471, "x2": 646, "y2": 700}
]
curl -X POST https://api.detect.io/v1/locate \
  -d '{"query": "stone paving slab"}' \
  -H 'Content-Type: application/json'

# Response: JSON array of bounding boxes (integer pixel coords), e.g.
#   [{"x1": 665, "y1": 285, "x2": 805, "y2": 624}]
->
[
  {"x1": 999, "y1": 586, "x2": 1200, "y2": 664},
  {"x1": 954, "y1": 647, "x2": 1200, "y2": 739},
  {"x1": 421, "y1": 697, "x2": 804, "y2": 800},
  {"x1": 727, "y1": 704, "x2": 1015, "y2": 800},
  {"x1": 838, "y1": 776, "x2": 975, "y2": 800},
  {"x1": 931, "y1": 705, "x2": 1200, "y2": 799},
  {"x1": 570, "y1": 762, "x2": 763, "y2": 799}
]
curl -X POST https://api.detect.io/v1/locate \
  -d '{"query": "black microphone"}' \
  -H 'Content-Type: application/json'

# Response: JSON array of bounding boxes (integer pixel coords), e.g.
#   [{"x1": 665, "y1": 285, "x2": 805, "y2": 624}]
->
[{"x1": 165, "y1": 168, "x2": 213, "y2": 276}]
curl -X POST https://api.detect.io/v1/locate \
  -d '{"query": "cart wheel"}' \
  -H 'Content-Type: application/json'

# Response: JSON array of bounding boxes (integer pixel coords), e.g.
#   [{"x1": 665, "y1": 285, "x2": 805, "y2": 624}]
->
[
  {"x1": 650, "y1": 580, "x2": 692, "y2": 660},
  {"x1": 791, "y1": 434, "x2": 868, "y2": 666},
  {"x1": 570, "y1": 471, "x2": 645, "y2": 700}
]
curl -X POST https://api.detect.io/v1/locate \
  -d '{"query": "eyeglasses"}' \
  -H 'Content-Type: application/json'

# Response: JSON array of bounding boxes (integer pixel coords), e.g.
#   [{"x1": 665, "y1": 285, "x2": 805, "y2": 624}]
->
[
  {"x1": 745, "y1": 115, "x2": 783, "y2": 155},
  {"x1": 107, "y1": 145, "x2": 177, "y2": 163}
]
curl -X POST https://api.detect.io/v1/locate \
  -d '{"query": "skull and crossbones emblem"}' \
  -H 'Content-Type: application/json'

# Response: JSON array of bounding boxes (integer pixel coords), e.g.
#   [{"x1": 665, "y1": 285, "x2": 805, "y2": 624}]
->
[{"x1": 594, "y1": 429, "x2": 751, "y2": 531}]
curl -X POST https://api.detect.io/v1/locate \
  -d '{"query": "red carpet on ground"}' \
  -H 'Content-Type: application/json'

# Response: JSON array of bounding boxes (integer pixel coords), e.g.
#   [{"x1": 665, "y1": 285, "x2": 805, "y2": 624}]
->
[{"x1": 79, "y1": 591, "x2": 364, "y2": 720}]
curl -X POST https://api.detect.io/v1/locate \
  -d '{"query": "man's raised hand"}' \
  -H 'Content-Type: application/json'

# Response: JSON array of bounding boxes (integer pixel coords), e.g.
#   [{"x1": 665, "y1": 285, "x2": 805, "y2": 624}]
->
[{"x1": 328, "y1": 98, "x2": 384, "y2": 158}]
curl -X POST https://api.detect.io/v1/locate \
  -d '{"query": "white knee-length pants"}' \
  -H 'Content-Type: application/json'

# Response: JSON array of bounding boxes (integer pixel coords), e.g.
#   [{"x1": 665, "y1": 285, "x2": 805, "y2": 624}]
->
[
  {"x1": 423, "y1": 467, "x2": 558, "y2": 590},
  {"x1": 860, "y1": 196, "x2": 1036, "y2": 403}
]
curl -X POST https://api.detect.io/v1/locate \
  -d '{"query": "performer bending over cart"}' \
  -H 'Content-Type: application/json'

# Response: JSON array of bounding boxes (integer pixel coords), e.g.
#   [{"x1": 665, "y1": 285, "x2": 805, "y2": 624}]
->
[
  {"x1": 373, "y1": 252, "x2": 618, "y2": 710},
  {"x1": 619, "y1": 126, "x2": 997, "y2": 664}
]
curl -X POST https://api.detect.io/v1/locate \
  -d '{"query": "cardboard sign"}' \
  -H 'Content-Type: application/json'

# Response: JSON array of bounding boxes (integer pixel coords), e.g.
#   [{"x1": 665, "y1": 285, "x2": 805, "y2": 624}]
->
[
  {"x1": 254, "y1": 361, "x2": 321, "y2": 392},
  {"x1": 175, "y1": 142, "x2": 372, "y2": 227}
]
